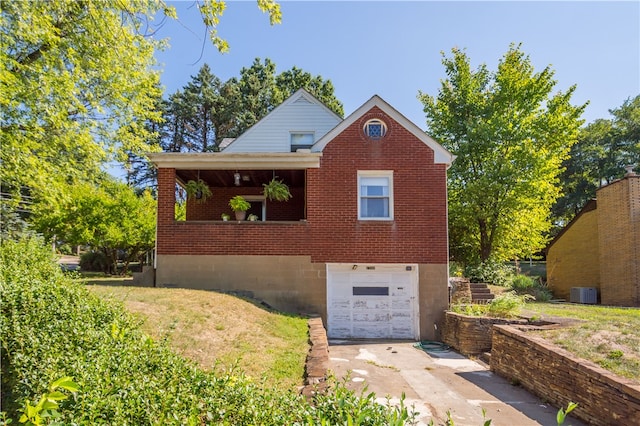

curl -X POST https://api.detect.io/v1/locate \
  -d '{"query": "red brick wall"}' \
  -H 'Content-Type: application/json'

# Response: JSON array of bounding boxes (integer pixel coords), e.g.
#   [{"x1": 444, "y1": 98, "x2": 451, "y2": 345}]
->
[
  {"x1": 308, "y1": 107, "x2": 448, "y2": 264},
  {"x1": 156, "y1": 106, "x2": 449, "y2": 264},
  {"x1": 157, "y1": 168, "x2": 176, "y2": 227},
  {"x1": 156, "y1": 221, "x2": 312, "y2": 256}
]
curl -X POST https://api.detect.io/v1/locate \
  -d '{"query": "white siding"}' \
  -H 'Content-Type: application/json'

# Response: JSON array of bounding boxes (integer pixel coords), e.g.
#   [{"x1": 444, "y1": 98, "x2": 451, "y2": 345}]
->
[{"x1": 224, "y1": 92, "x2": 341, "y2": 153}]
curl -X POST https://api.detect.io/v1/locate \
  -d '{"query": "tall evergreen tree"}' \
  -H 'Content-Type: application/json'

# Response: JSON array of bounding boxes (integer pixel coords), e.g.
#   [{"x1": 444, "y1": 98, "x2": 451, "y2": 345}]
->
[
  {"x1": 182, "y1": 64, "x2": 222, "y2": 152},
  {"x1": 275, "y1": 66, "x2": 344, "y2": 117}
]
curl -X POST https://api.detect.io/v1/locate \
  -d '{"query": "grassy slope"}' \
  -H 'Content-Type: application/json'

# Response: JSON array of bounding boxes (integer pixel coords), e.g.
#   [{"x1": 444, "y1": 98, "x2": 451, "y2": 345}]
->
[
  {"x1": 525, "y1": 303, "x2": 640, "y2": 382},
  {"x1": 92, "y1": 283, "x2": 640, "y2": 386},
  {"x1": 87, "y1": 285, "x2": 309, "y2": 390}
]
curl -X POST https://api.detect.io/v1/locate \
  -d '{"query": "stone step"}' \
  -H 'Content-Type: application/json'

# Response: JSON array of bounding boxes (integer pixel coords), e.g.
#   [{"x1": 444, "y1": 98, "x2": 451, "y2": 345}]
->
[
  {"x1": 473, "y1": 291, "x2": 495, "y2": 298},
  {"x1": 469, "y1": 282, "x2": 490, "y2": 288}
]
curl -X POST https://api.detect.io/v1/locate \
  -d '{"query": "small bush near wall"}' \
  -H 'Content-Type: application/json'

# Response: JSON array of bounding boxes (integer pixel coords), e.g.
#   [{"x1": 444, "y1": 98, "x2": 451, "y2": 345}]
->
[
  {"x1": 79, "y1": 251, "x2": 109, "y2": 273},
  {"x1": 465, "y1": 260, "x2": 515, "y2": 286}
]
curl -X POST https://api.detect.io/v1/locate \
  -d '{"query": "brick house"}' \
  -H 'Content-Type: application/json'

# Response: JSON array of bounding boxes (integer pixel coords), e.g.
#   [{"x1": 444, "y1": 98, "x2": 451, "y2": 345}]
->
[
  {"x1": 149, "y1": 90, "x2": 455, "y2": 340},
  {"x1": 547, "y1": 169, "x2": 640, "y2": 306}
]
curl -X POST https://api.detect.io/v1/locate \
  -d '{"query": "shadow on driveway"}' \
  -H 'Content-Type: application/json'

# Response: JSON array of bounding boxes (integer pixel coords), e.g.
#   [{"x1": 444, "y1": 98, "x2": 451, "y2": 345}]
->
[{"x1": 328, "y1": 340, "x2": 586, "y2": 426}]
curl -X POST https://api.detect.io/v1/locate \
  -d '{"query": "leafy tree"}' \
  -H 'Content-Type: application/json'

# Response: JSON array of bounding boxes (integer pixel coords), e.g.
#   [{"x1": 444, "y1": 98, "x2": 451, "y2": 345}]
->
[
  {"x1": 197, "y1": 0, "x2": 281, "y2": 53},
  {"x1": 33, "y1": 179, "x2": 156, "y2": 275},
  {"x1": 1, "y1": 0, "x2": 281, "y2": 226},
  {"x1": 419, "y1": 45, "x2": 586, "y2": 264},
  {"x1": 552, "y1": 95, "x2": 640, "y2": 227},
  {"x1": 0, "y1": 0, "x2": 164, "y2": 200}
]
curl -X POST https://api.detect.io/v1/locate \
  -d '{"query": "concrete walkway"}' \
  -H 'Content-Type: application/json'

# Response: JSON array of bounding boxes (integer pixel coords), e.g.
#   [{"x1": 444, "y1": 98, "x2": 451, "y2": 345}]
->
[{"x1": 328, "y1": 341, "x2": 586, "y2": 426}]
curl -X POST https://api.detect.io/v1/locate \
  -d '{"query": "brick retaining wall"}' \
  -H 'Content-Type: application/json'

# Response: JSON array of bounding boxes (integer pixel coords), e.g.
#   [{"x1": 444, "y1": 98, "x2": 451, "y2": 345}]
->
[
  {"x1": 491, "y1": 324, "x2": 640, "y2": 425},
  {"x1": 441, "y1": 311, "x2": 530, "y2": 355}
]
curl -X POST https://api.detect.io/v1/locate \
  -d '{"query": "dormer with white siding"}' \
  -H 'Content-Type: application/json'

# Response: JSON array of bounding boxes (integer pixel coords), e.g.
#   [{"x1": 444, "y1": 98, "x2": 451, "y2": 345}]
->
[{"x1": 222, "y1": 89, "x2": 342, "y2": 153}]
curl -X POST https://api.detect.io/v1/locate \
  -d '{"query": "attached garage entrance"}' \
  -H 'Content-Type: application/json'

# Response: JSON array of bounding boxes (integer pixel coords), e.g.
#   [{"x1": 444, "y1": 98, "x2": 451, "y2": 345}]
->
[{"x1": 326, "y1": 264, "x2": 419, "y2": 339}]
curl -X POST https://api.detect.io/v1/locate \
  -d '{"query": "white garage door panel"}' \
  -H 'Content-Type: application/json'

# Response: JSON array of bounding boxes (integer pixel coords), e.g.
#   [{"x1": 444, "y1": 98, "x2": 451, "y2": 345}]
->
[{"x1": 327, "y1": 264, "x2": 419, "y2": 339}]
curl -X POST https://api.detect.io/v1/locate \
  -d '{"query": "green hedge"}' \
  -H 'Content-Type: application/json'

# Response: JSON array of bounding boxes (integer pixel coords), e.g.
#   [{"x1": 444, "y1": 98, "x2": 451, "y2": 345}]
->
[{"x1": 1, "y1": 237, "x2": 413, "y2": 425}]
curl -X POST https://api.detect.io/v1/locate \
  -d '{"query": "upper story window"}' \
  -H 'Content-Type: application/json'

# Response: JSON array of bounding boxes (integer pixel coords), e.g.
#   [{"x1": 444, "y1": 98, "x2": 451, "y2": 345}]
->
[
  {"x1": 363, "y1": 119, "x2": 387, "y2": 140},
  {"x1": 358, "y1": 171, "x2": 394, "y2": 220},
  {"x1": 290, "y1": 132, "x2": 314, "y2": 151}
]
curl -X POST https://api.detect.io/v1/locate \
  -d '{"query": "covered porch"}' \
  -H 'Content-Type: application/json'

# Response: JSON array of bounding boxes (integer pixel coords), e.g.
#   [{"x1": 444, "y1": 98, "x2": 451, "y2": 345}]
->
[{"x1": 150, "y1": 152, "x2": 322, "y2": 223}]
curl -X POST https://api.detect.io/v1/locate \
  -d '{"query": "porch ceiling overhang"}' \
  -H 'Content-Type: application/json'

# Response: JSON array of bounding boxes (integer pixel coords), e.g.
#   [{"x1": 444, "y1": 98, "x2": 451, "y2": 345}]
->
[{"x1": 148, "y1": 152, "x2": 322, "y2": 170}]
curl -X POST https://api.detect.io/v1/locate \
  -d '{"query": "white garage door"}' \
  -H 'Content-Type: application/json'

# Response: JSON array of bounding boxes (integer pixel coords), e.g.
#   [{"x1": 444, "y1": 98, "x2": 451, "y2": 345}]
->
[{"x1": 326, "y1": 264, "x2": 419, "y2": 340}]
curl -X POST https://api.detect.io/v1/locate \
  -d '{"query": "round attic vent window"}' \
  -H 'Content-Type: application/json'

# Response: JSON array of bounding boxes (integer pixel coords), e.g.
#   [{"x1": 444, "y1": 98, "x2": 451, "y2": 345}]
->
[{"x1": 363, "y1": 119, "x2": 387, "y2": 140}]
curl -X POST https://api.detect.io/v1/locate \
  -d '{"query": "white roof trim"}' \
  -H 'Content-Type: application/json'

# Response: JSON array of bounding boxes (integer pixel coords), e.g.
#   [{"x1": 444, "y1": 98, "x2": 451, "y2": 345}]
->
[
  {"x1": 148, "y1": 152, "x2": 321, "y2": 170},
  {"x1": 312, "y1": 95, "x2": 455, "y2": 166},
  {"x1": 223, "y1": 88, "x2": 342, "y2": 152}
]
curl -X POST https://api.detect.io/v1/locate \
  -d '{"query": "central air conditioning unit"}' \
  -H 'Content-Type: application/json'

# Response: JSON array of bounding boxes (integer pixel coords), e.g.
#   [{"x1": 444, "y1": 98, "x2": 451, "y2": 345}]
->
[{"x1": 570, "y1": 287, "x2": 598, "y2": 304}]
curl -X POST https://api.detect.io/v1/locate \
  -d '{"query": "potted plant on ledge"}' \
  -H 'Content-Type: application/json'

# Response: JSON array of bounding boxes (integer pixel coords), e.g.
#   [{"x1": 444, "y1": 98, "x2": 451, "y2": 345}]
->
[
  {"x1": 262, "y1": 177, "x2": 291, "y2": 202},
  {"x1": 229, "y1": 195, "x2": 251, "y2": 221}
]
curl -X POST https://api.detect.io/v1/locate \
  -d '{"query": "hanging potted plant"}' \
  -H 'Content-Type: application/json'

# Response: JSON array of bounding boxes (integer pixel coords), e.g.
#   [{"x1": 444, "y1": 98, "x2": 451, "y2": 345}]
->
[
  {"x1": 262, "y1": 177, "x2": 291, "y2": 202},
  {"x1": 185, "y1": 179, "x2": 212, "y2": 203},
  {"x1": 229, "y1": 195, "x2": 251, "y2": 221}
]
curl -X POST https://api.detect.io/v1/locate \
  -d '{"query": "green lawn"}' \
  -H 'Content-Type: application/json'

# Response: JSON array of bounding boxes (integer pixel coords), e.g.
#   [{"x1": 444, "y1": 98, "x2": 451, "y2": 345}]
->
[{"x1": 525, "y1": 303, "x2": 640, "y2": 382}]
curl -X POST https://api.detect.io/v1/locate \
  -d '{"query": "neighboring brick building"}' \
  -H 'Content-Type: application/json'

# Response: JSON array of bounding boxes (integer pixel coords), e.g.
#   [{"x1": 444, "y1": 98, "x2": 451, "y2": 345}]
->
[
  {"x1": 547, "y1": 170, "x2": 640, "y2": 306},
  {"x1": 150, "y1": 90, "x2": 455, "y2": 340}
]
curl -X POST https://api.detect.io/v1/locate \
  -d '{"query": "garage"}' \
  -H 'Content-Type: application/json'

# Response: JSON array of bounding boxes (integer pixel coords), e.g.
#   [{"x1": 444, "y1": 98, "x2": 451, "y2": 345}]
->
[{"x1": 326, "y1": 264, "x2": 419, "y2": 340}]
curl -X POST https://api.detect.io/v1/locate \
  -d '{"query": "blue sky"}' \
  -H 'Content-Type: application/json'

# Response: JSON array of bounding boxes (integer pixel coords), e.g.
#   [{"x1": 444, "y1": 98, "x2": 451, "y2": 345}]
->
[{"x1": 152, "y1": 0, "x2": 640, "y2": 128}]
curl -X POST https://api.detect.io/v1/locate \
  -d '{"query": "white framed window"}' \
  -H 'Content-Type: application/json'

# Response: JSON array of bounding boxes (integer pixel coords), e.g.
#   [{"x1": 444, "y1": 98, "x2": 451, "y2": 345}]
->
[
  {"x1": 290, "y1": 132, "x2": 314, "y2": 150},
  {"x1": 358, "y1": 171, "x2": 393, "y2": 220},
  {"x1": 243, "y1": 195, "x2": 266, "y2": 221}
]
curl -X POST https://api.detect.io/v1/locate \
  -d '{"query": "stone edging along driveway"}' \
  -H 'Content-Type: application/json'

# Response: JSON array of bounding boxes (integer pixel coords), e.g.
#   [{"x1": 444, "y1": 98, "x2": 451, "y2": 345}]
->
[{"x1": 301, "y1": 317, "x2": 329, "y2": 398}]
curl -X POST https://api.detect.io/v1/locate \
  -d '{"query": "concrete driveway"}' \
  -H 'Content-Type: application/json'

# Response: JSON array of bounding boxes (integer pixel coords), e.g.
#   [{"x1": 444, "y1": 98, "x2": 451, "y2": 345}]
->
[{"x1": 328, "y1": 340, "x2": 586, "y2": 426}]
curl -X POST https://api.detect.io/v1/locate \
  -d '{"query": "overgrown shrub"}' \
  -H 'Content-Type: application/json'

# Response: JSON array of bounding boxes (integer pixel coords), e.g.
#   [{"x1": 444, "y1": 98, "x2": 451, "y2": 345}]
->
[
  {"x1": 510, "y1": 274, "x2": 554, "y2": 302},
  {"x1": 450, "y1": 292, "x2": 531, "y2": 318},
  {"x1": 511, "y1": 274, "x2": 536, "y2": 291},
  {"x1": 79, "y1": 250, "x2": 109, "y2": 273},
  {"x1": 465, "y1": 260, "x2": 515, "y2": 286},
  {"x1": 1, "y1": 237, "x2": 412, "y2": 424},
  {"x1": 487, "y1": 292, "x2": 532, "y2": 318},
  {"x1": 532, "y1": 285, "x2": 554, "y2": 302}
]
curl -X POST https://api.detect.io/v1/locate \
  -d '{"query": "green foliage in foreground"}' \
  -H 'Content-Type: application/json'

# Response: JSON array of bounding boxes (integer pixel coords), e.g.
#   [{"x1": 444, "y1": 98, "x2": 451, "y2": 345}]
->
[{"x1": 1, "y1": 237, "x2": 414, "y2": 425}]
